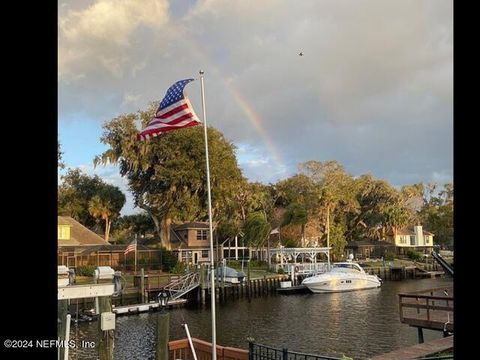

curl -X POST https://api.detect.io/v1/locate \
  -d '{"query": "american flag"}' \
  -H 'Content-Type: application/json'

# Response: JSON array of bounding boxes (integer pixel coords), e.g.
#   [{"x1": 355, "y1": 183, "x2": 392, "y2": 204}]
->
[
  {"x1": 124, "y1": 238, "x2": 137, "y2": 256},
  {"x1": 138, "y1": 78, "x2": 201, "y2": 141}
]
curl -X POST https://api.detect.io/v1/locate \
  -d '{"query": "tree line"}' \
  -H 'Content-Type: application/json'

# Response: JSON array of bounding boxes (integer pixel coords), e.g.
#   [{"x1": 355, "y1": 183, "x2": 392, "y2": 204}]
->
[{"x1": 58, "y1": 105, "x2": 453, "y2": 259}]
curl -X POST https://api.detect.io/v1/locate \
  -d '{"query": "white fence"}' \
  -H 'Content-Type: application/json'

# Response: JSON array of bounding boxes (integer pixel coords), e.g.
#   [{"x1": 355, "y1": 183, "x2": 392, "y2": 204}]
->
[{"x1": 274, "y1": 262, "x2": 329, "y2": 275}]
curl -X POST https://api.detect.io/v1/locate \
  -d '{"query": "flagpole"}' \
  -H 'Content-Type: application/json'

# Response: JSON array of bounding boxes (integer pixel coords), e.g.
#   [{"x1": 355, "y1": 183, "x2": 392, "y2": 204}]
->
[
  {"x1": 135, "y1": 234, "x2": 138, "y2": 275},
  {"x1": 199, "y1": 70, "x2": 217, "y2": 360}
]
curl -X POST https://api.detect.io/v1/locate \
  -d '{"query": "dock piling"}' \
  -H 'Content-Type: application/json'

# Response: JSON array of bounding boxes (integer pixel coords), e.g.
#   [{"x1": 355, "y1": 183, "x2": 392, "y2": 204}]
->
[
  {"x1": 140, "y1": 268, "x2": 145, "y2": 303},
  {"x1": 57, "y1": 299, "x2": 68, "y2": 360},
  {"x1": 98, "y1": 297, "x2": 114, "y2": 360},
  {"x1": 156, "y1": 309, "x2": 170, "y2": 360}
]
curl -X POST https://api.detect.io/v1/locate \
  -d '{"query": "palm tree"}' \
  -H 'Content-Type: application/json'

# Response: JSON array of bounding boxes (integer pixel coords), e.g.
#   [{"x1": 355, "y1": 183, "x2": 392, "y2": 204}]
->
[{"x1": 88, "y1": 195, "x2": 115, "y2": 243}]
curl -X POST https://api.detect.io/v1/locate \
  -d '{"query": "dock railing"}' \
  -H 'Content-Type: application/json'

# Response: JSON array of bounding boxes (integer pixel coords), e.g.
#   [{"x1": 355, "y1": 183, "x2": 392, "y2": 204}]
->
[
  {"x1": 249, "y1": 342, "x2": 344, "y2": 360},
  {"x1": 169, "y1": 338, "x2": 248, "y2": 360},
  {"x1": 398, "y1": 286, "x2": 454, "y2": 332}
]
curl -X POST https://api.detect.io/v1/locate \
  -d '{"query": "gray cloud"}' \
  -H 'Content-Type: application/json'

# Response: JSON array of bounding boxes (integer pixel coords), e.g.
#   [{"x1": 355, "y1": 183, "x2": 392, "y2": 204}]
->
[{"x1": 59, "y1": 0, "x2": 453, "y2": 207}]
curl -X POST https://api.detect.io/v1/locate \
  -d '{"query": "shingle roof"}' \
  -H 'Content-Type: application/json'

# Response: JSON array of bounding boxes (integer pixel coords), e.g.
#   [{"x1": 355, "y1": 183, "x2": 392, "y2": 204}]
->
[
  {"x1": 172, "y1": 222, "x2": 212, "y2": 230},
  {"x1": 386, "y1": 226, "x2": 434, "y2": 236},
  {"x1": 58, "y1": 216, "x2": 109, "y2": 246}
]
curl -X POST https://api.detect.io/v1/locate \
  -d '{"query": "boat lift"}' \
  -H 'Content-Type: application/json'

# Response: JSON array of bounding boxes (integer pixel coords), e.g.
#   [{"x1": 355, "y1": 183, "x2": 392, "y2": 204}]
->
[{"x1": 57, "y1": 266, "x2": 123, "y2": 360}]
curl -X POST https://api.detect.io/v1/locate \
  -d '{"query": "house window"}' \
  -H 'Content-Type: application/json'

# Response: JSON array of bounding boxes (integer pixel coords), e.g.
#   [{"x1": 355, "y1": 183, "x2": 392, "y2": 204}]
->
[
  {"x1": 399, "y1": 236, "x2": 407, "y2": 244},
  {"x1": 181, "y1": 251, "x2": 192, "y2": 264},
  {"x1": 202, "y1": 250, "x2": 209, "y2": 258},
  {"x1": 58, "y1": 225, "x2": 70, "y2": 240},
  {"x1": 425, "y1": 236, "x2": 430, "y2": 244},
  {"x1": 196, "y1": 230, "x2": 208, "y2": 241},
  {"x1": 410, "y1": 236, "x2": 416, "y2": 246}
]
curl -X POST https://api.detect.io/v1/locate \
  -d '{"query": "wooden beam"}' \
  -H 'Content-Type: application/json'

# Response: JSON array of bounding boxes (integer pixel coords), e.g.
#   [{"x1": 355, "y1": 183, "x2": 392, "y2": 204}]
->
[{"x1": 58, "y1": 284, "x2": 115, "y2": 300}]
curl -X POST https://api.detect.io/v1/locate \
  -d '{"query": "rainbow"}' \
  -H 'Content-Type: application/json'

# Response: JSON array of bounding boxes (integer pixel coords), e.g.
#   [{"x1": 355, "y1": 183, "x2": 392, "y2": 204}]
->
[{"x1": 162, "y1": 27, "x2": 286, "y2": 174}]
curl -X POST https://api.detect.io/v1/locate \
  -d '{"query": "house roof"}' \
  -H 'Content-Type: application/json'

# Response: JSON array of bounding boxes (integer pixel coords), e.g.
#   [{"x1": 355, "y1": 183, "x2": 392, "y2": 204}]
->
[
  {"x1": 58, "y1": 216, "x2": 109, "y2": 246},
  {"x1": 172, "y1": 222, "x2": 213, "y2": 230},
  {"x1": 386, "y1": 226, "x2": 434, "y2": 236},
  {"x1": 346, "y1": 240, "x2": 395, "y2": 248},
  {"x1": 58, "y1": 243, "x2": 152, "y2": 254}
]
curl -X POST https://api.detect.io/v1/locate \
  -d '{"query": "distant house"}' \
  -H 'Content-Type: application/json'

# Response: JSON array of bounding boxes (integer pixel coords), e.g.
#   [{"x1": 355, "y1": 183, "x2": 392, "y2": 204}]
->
[
  {"x1": 170, "y1": 222, "x2": 217, "y2": 265},
  {"x1": 58, "y1": 216, "x2": 109, "y2": 247},
  {"x1": 345, "y1": 239, "x2": 395, "y2": 260},
  {"x1": 58, "y1": 216, "x2": 110, "y2": 267},
  {"x1": 58, "y1": 216, "x2": 156, "y2": 270},
  {"x1": 386, "y1": 225, "x2": 435, "y2": 255},
  {"x1": 169, "y1": 221, "x2": 254, "y2": 265}
]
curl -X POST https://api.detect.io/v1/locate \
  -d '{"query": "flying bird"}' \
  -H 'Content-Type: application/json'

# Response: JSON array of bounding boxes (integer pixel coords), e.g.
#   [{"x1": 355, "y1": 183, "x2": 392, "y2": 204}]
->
[{"x1": 299, "y1": 52, "x2": 304, "y2": 56}]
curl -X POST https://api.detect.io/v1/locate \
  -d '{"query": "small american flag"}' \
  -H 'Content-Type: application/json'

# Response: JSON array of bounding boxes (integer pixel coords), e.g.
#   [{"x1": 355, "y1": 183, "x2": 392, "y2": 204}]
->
[
  {"x1": 124, "y1": 238, "x2": 137, "y2": 256},
  {"x1": 138, "y1": 78, "x2": 201, "y2": 141}
]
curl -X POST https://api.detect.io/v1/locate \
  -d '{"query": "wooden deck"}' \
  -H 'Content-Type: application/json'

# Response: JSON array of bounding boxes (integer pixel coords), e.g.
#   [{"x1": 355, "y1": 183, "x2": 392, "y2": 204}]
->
[
  {"x1": 399, "y1": 286, "x2": 454, "y2": 332},
  {"x1": 169, "y1": 337, "x2": 248, "y2": 360},
  {"x1": 370, "y1": 335, "x2": 453, "y2": 359},
  {"x1": 112, "y1": 299, "x2": 187, "y2": 315}
]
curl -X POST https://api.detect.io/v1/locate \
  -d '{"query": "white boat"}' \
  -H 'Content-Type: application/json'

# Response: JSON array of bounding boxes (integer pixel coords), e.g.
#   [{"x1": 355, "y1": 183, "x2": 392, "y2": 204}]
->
[{"x1": 301, "y1": 262, "x2": 382, "y2": 293}]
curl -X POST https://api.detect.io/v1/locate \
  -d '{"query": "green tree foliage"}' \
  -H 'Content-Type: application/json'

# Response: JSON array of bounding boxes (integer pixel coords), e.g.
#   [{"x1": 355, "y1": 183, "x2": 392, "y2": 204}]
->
[
  {"x1": 87, "y1": 185, "x2": 126, "y2": 243},
  {"x1": 58, "y1": 141, "x2": 65, "y2": 169},
  {"x1": 114, "y1": 213, "x2": 155, "y2": 237},
  {"x1": 329, "y1": 222, "x2": 348, "y2": 261},
  {"x1": 58, "y1": 169, "x2": 126, "y2": 234},
  {"x1": 94, "y1": 104, "x2": 245, "y2": 248},
  {"x1": 282, "y1": 203, "x2": 308, "y2": 246},
  {"x1": 419, "y1": 183, "x2": 453, "y2": 247},
  {"x1": 243, "y1": 211, "x2": 271, "y2": 250}
]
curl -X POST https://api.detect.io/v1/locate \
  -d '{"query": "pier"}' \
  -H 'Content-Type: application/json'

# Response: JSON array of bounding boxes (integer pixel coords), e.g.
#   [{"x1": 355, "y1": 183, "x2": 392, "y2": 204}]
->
[
  {"x1": 399, "y1": 286, "x2": 454, "y2": 336},
  {"x1": 371, "y1": 335, "x2": 453, "y2": 360}
]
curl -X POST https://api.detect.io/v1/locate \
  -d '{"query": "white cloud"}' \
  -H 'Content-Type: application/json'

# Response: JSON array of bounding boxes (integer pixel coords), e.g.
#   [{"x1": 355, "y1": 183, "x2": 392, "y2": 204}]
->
[
  {"x1": 59, "y1": 0, "x2": 169, "y2": 80},
  {"x1": 59, "y1": 0, "x2": 452, "y2": 188}
]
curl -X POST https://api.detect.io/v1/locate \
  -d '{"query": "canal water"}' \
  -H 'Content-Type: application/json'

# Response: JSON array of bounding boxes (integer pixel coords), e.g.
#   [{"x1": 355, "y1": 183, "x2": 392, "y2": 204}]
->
[{"x1": 69, "y1": 277, "x2": 453, "y2": 360}]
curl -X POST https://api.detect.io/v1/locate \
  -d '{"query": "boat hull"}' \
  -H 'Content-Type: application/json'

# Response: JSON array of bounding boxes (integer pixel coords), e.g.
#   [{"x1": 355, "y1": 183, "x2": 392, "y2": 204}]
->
[{"x1": 302, "y1": 274, "x2": 381, "y2": 293}]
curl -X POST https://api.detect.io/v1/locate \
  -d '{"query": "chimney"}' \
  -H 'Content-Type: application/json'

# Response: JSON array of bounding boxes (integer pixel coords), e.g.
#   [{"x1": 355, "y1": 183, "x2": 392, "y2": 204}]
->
[{"x1": 414, "y1": 225, "x2": 424, "y2": 246}]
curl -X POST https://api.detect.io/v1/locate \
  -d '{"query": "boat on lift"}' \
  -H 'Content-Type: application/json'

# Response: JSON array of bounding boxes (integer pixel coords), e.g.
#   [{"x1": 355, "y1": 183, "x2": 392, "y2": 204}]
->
[{"x1": 301, "y1": 256, "x2": 382, "y2": 293}]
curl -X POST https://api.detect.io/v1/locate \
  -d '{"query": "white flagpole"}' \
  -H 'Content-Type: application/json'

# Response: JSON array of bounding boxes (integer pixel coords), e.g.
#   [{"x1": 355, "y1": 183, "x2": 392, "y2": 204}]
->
[
  {"x1": 134, "y1": 234, "x2": 138, "y2": 275},
  {"x1": 199, "y1": 70, "x2": 217, "y2": 360}
]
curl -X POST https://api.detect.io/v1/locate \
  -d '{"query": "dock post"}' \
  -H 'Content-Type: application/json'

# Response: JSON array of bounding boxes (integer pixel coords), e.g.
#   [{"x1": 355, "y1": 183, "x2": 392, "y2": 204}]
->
[
  {"x1": 57, "y1": 299, "x2": 68, "y2": 360},
  {"x1": 201, "y1": 265, "x2": 207, "y2": 305},
  {"x1": 98, "y1": 297, "x2": 114, "y2": 360},
  {"x1": 156, "y1": 309, "x2": 170, "y2": 360},
  {"x1": 140, "y1": 268, "x2": 145, "y2": 303},
  {"x1": 417, "y1": 327, "x2": 424, "y2": 344},
  {"x1": 221, "y1": 261, "x2": 225, "y2": 302}
]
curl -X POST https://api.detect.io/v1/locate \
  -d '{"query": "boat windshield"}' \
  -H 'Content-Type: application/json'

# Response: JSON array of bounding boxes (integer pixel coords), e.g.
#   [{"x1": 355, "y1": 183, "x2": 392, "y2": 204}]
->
[{"x1": 332, "y1": 263, "x2": 363, "y2": 272}]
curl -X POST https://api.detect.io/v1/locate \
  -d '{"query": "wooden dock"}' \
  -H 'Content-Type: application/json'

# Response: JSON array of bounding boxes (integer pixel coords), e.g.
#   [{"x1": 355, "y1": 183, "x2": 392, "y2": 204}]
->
[
  {"x1": 370, "y1": 335, "x2": 453, "y2": 359},
  {"x1": 399, "y1": 286, "x2": 454, "y2": 333},
  {"x1": 276, "y1": 284, "x2": 310, "y2": 294},
  {"x1": 112, "y1": 299, "x2": 187, "y2": 315}
]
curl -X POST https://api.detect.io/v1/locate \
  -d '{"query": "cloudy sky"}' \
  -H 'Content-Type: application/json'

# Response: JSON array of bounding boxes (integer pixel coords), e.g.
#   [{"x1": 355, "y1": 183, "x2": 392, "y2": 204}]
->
[{"x1": 58, "y1": 0, "x2": 453, "y2": 215}]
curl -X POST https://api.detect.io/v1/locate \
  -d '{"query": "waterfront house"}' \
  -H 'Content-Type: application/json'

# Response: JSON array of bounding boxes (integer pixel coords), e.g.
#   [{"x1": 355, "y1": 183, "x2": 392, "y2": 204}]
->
[
  {"x1": 58, "y1": 216, "x2": 158, "y2": 270},
  {"x1": 170, "y1": 221, "x2": 218, "y2": 265},
  {"x1": 345, "y1": 239, "x2": 395, "y2": 260},
  {"x1": 58, "y1": 216, "x2": 110, "y2": 267},
  {"x1": 386, "y1": 225, "x2": 435, "y2": 255}
]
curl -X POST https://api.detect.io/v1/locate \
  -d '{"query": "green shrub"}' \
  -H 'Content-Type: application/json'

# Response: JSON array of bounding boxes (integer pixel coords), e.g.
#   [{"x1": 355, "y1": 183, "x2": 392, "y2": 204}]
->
[
  {"x1": 75, "y1": 265, "x2": 96, "y2": 277},
  {"x1": 384, "y1": 251, "x2": 395, "y2": 261},
  {"x1": 249, "y1": 260, "x2": 268, "y2": 268},
  {"x1": 161, "y1": 249, "x2": 178, "y2": 272},
  {"x1": 282, "y1": 238, "x2": 297, "y2": 248},
  {"x1": 406, "y1": 250, "x2": 423, "y2": 261},
  {"x1": 227, "y1": 260, "x2": 241, "y2": 269},
  {"x1": 170, "y1": 262, "x2": 187, "y2": 274},
  {"x1": 277, "y1": 268, "x2": 285, "y2": 275}
]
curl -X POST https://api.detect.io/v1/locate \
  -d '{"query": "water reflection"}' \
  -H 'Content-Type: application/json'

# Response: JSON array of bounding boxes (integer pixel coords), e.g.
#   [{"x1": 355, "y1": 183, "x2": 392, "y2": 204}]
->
[{"x1": 69, "y1": 277, "x2": 452, "y2": 360}]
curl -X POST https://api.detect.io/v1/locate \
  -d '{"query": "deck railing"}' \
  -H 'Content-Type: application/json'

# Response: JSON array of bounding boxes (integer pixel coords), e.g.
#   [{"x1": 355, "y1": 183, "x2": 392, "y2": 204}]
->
[
  {"x1": 169, "y1": 338, "x2": 249, "y2": 360},
  {"x1": 248, "y1": 342, "x2": 344, "y2": 360},
  {"x1": 399, "y1": 286, "x2": 454, "y2": 332}
]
